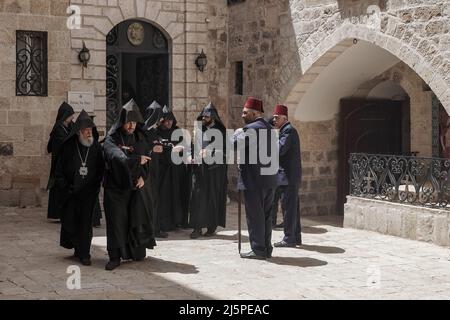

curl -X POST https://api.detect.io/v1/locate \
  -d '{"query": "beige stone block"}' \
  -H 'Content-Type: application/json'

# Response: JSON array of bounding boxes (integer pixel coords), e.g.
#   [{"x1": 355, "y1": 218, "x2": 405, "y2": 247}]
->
[
  {"x1": 94, "y1": 80, "x2": 107, "y2": 96},
  {"x1": 118, "y1": 0, "x2": 136, "y2": 19},
  {"x1": 173, "y1": 83, "x2": 185, "y2": 98},
  {"x1": 8, "y1": 111, "x2": 30, "y2": 125},
  {"x1": 167, "y1": 22, "x2": 184, "y2": 39},
  {"x1": 187, "y1": 83, "x2": 208, "y2": 98},
  {"x1": 48, "y1": 81, "x2": 70, "y2": 97},
  {"x1": 0, "y1": 80, "x2": 14, "y2": 98},
  {"x1": 102, "y1": 7, "x2": 124, "y2": 26},
  {"x1": 50, "y1": 0, "x2": 69, "y2": 16},
  {"x1": 84, "y1": 16, "x2": 113, "y2": 36},
  {"x1": 0, "y1": 111, "x2": 7, "y2": 124},
  {"x1": 401, "y1": 211, "x2": 417, "y2": 240},
  {"x1": 386, "y1": 208, "x2": 402, "y2": 237},
  {"x1": 0, "y1": 126, "x2": 23, "y2": 141},
  {"x1": 31, "y1": 110, "x2": 53, "y2": 126},
  {"x1": 83, "y1": 66, "x2": 106, "y2": 80},
  {"x1": 0, "y1": 189, "x2": 20, "y2": 206},
  {"x1": 157, "y1": 11, "x2": 178, "y2": 29},
  {"x1": 0, "y1": 174, "x2": 12, "y2": 189},
  {"x1": 416, "y1": 213, "x2": 433, "y2": 242},
  {"x1": 89, "y1": 50, "x2": 106, "y2": 66},
  {"x1": 186, "y1": 32, "x2": 207, "y2": 44},
  {"x1": 145, "y1": 1, "x2": 161, "y2": 22},
  {"x1": 433, "y1": 215, "x2": 449, "y2": 246},
  {"x1": 173, "y1": 54, "x2": 186, "y2": 69},
  {"x1": 0, "y1": 13, "x2": 17, "y2": 29},
  {"x1": 0, "y1": 97, "x2": 11, "y2": 110},
  {"x1": 30, "y1": 0, "x2": 50, "y2": 14},
  {"x1": 23, "y1": 125, "x2": 44, "y2": 141},
  {"x1": 343, "y1": 203, "x2": 356, "y2": 228},
  {"x1": 14, "y1": 140, "x2": 42, "y2": 156},
  {"x1": 136, "y1": 0, "x2": 146, "y2": 17}
]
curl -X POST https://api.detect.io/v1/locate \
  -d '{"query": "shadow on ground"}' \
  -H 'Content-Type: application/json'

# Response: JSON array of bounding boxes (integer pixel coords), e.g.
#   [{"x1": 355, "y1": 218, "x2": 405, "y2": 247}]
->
[
  {"x1": 268, "y1": 257, "x2": 327, "y2": 267},
  {"x1": 299, "y1": 244, "x2": 345, "y2": 254}
]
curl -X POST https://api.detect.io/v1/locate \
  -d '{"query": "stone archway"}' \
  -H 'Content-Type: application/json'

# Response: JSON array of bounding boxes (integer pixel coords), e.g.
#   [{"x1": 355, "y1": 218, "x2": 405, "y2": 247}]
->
[
  {"x1": 283, "y1": 24, "x2": 449, "y2": 114},
  {"x1": 105, "y1": 19, "x2": 171, "y2": 128},
  {"x1": 279, "y1": 25, "x2": 447, "y2": 216}
]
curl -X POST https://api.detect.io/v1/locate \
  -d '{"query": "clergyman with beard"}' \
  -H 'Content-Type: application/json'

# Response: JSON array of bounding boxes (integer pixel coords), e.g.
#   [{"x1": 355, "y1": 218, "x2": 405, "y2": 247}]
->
[
  {"x1": 189, "y1": 102, "x2": 227, "y2": 239},
  {"x1": 54, "y1": 110, "x2": 104, "y2": 266},
  {"x1": 102, "y1": 99, "x2": 154, "y2": 271}
]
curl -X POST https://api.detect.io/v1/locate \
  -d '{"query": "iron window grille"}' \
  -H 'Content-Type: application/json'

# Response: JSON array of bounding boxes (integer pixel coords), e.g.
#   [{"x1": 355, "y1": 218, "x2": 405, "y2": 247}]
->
[{"x1": 16, "y1": 30, "x2": 48, "y2": 96}]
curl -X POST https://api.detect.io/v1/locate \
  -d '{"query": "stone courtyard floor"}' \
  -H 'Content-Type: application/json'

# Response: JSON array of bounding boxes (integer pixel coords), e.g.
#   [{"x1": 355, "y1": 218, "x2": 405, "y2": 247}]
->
[{"x1": 1, "y1": 202, "x2": 450, "y2": 300}]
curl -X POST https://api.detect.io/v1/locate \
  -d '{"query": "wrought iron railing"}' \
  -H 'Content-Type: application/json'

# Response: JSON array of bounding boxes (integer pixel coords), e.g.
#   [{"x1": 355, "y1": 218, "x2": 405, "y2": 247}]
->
[{"x1": 349, "y1": 153, "x2": 450, "y2": 209}]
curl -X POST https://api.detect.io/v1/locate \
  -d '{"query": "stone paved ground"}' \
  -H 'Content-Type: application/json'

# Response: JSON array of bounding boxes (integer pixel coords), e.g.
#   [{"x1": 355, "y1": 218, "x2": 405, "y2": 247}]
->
[{"x1": 1, "y1": 202, "x2": 450, "y2": 300}]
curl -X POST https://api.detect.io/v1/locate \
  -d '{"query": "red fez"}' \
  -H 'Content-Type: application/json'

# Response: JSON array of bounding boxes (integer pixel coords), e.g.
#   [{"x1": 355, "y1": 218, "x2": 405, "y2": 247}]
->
[
  {"x1": 244, "y1": 97, "x2": 264, "y2": 113},
  {"x1": 273, "y1": 104, "x2": 288, "y2": 117}
]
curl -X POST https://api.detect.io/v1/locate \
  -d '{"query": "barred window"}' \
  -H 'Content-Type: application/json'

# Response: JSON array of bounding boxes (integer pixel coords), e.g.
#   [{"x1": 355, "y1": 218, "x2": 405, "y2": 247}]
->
[
  {"x1": 235, "y1": 61, "x2": 243, "y2": 95},
  {"x1": 16, "y1": 30, "x2": 48, "y2": 96}
]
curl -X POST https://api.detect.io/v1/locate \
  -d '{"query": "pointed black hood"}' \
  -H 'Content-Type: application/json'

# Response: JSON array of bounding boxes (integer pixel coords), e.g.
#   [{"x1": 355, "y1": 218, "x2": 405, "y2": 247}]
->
[
  {"x1": 144, "y1": 100, "x2": 163, "y2": 130},
  {"x1": 47, "y1": 102, "x2": 75, "y2": 153},
  {"x1": 196, "y1": 102, "x2": 225, "y2": 131},
  {"x1": 108, "y1": 98, "x2": 144, "y2": 136},
  {"x1": 69, "y1": 110, "x2": 99, "y2": 140},
  {"x1": 160, "y1": 105, "x2": 177, "y2": 127}
]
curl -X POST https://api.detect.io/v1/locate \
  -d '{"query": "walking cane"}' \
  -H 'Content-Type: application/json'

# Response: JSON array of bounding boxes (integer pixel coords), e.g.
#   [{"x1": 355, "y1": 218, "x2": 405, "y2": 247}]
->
[{"x1": 238, "y1": 190, "x2": 242, "y2": 254}]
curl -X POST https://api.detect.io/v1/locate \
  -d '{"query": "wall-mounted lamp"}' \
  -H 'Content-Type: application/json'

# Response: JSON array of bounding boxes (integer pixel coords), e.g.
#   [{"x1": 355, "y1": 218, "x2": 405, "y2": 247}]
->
[
  {"x1": 195, "y1": 49, "x2": 207, "y2": 72},
  {"x1": 78, "y1": 41, "x2": 91, "y2": 68}
]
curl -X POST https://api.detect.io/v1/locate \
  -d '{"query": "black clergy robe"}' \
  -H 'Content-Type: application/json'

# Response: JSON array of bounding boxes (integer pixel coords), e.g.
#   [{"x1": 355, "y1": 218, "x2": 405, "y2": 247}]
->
[
  {"x1": 47, "y1": 102, "x2": 74, "y2": 219},
  {"x1": 55, "y1": 138, "x2": 104, "y2": 259},
  {"x1": 189, "y1": 122, "x2": 227, "y2": 230},
  {"x1": 103, "y1": 129, "x2": 156, "y2": 260},
  {"x1": 152, "y1": 125, "x2": 190, "y2": 232}
]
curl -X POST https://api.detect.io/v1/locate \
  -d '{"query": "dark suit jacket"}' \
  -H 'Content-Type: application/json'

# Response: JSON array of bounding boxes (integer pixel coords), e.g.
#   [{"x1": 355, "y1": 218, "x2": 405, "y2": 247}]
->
[
  {"x1": 235, "y1": 118, "x2": 278, "y2": 191},
  {"x1": 278, "y1": 122, "x2": 301, "y2": 185}
]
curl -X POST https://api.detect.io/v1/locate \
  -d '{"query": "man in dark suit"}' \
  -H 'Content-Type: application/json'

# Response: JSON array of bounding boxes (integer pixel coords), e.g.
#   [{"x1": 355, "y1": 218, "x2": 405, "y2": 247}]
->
[
  {"x1": 272, "y1": 104, "x2": 302, "y2": 248},
  {"x1": 232, "y1": 97, "x2": 278, "y2": 260}
]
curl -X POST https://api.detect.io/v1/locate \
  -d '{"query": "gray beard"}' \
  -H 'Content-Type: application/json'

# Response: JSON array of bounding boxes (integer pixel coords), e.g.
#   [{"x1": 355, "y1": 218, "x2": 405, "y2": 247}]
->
[{"x1": 79, "y1": 136, "x2": 94, "y2": 147}]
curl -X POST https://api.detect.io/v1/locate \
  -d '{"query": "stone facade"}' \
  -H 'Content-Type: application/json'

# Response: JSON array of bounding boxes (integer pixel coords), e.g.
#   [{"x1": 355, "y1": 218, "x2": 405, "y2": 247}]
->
[
  {"x1": 344, "y1": 196, "x2": 450, "y2": 247},
  {"x1": 2, "y1": 0, "x2": 450, "y2": 220},
  {"x1": 0, "y1": 0, "x2": 71, "y2": 207}
]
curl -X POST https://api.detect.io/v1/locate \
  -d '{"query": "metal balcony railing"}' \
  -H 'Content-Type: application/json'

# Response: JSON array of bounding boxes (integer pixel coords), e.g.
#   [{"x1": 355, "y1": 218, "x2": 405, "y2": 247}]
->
[{"x1": 349, "y1": 153, "x2": 450, "y2": 209}]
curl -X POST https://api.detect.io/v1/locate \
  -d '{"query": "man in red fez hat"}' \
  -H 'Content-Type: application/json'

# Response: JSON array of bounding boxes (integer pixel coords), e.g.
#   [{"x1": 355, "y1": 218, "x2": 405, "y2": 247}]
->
[
  {"x1": 231, "y1": 97, "x2": 278, "y2": 260},
  {"x1": 271, "y1": 104, "x2": 302, "y2": 248}
]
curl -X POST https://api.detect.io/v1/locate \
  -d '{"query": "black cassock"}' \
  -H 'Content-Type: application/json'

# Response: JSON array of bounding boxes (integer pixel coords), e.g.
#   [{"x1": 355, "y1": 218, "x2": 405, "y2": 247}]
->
[
  {"x1": 189, "y1": 104, "x2": 227, "y2": 231},
  {"x1": 54, "y1": 112, "x2": 103, "y2": 259},
  {"x1": 153, "y1": 123, "x2": 190, "y2": 232},
  {"x1": 47, "y1": 102, "x2": 74, "y2": 219},
  {"x1": 103, "y1": 103, "x2": 156, "y2": 260}
]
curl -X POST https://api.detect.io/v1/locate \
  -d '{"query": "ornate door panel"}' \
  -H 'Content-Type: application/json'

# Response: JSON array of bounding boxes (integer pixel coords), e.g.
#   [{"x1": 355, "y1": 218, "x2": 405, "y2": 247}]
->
[{"x1": 106, "y1": 20, "x2": 169, "y2": 129}]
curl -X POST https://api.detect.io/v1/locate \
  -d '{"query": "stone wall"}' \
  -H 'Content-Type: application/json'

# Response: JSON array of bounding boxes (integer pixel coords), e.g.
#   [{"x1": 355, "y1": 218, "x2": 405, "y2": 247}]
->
[
  {"x1": 296, "y1": 117, "x2": 339, "y2": 216},
  {"x1": 344, "y1": 196, "x2": 450, "y2": 247},
  {"x1": 284, "y1": 0, "x2": 450, "y2": 114},
  {"x1": 0, "y1": 0, "x2": 71, "y2": 207},
  {"x1": 69, "y1": 0, "x2": 226, "y2": 133}
]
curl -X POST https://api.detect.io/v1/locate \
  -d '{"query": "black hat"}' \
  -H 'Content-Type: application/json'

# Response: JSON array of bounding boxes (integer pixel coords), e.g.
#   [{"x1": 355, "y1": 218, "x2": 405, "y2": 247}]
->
[{"x1": 144, "y1": 100, "x2": 163, "y2": 130}]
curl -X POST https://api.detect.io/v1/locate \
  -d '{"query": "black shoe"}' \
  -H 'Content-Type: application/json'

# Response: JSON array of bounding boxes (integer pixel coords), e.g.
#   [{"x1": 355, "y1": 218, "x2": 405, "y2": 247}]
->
[
  {"x1": 296, "y1": 240, "x2": 302, "y2": 246},
  {"x1": 203, "y1": 228, "x2": 216, "y2": 237},
  {"x1": 156, "y1": 231, "x2": 168, "y2": 238},
  {"x1": 240, "y1": 251, "x2": 266, "y2": 260},
  {"x1": 275, "y1": 222, "x2": 284, "y2": 228},
  {"x1": 133, "y1": 257, "x2": 145, "y2": 262},
  {"x1": 79, "y1": 258, "x2": 92, "y2": 266},
  {"x1": 266, "y1": 251, "x2": 272, "y2": 259},
  {"x1": 190, "y1": 229, "x2": 202, "y2": 239},
  {"x1": 273, "y1": 240, "x2": 296, "y2": 248},
  {"x1": 105, "y1": 259, "x2": 120, "y2": 271}
]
